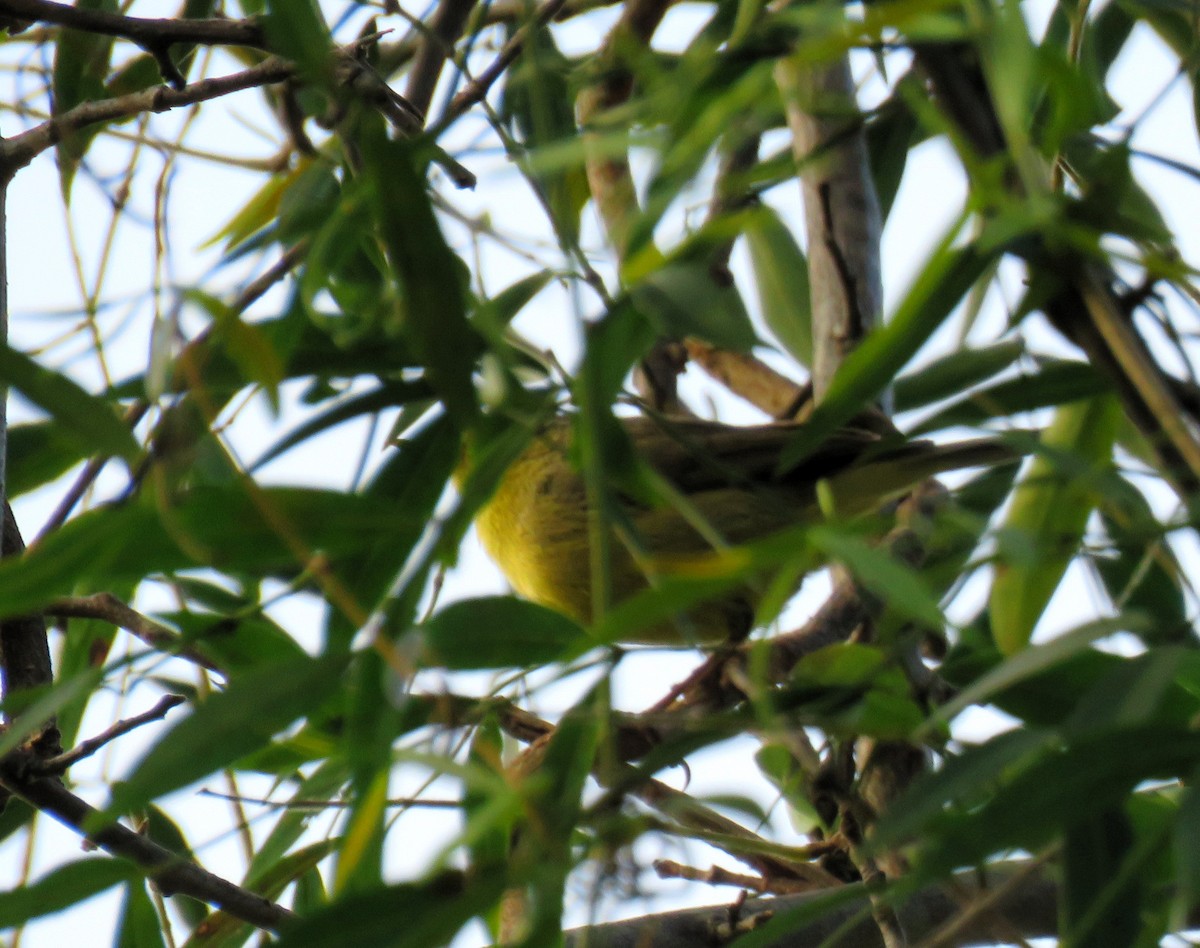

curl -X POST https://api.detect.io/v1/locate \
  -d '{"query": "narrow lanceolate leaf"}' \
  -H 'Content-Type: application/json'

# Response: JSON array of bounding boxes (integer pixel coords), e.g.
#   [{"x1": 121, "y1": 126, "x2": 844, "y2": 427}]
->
[
  {"x1": 52, "y1": 0, "x2": 117, "y2": 197},
  {"x1": 989, "y1": 395, "x2": 1121, "y2": 654},
  {"x1": 745, "y1": 207, "x2": 812, "y2": 367},
  {"x1": 0, "y1": 345, "x2": 139, "y2": 463},
  {"x1": 360, "y1": 133, "x2": 478, "y2": 426},
  {"x1": 0, "y1": 859, "x2": 138, "y2": 928},
  {"x1": 107, "y1": 653, "x2": 348, "y2": 814},
  {"x1": 417, "y1": 596, "x2": 583, "y2": 669}
]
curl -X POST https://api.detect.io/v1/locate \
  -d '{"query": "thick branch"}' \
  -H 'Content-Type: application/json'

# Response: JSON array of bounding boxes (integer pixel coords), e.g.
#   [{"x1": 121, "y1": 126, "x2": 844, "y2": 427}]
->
[
  {"x1": 775, "y1": 54, "x2": 882, "y2": 399},
  {"x1": 559, "y1": 862, "x2": 1059, "y2": 947},
  {"x1": 0, "y1": 749, "x2": 296, "y2": 931},
  {"x1": 0, "y1": 0, "x2": 266, "y2": 51}
]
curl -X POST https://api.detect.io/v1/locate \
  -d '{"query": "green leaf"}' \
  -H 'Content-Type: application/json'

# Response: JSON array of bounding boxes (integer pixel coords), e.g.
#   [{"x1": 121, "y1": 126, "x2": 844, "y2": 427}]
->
[
  {"x1": 745, "y1": 207, "x2": 812, "y2": 366},
  {"x1": 360, "y1": 133, "x2": 478, "y2": 426},
  {"x1": 253, "y1": 380, "x2": 432, "y2": 471},
  {"x1": 907, "y1": 357, "x2": 1108, "y2": 434},
  {"x1": 990, "y1": 395, "x2": 1121, "y2": 654},
  {"x1": 52, "y1": 0, "x2": 117, "y2": 197},
  {"x1": 417, "y1": 596, "x2": 583, "y2": 669},
  {"x1": 0, "y1": 486, "x2": 428, "y2": 619},
  {"x1": 779, "y1": 231, "x2": 1002, "y2": 472},
  {"x1": 8, "y1": 421, "x2": 89, "y2": 497},
  {"x1": 0, "y1": 344, "x2": 139, "y2": 463},
  {"x1": 630, "y1": 259, "x2": 759, "y2": 351},
  {"x1": 0, "y1": 859, "x2": 138, "y2": 927},
  {"x1": 892, "y1": 339, "x2": 1024, "y2": 412},
  {"x1": 866, "y1": 89, "x2": 921, "y2": 221},
  {"x1": 161, "y1": 611, "x2": 308, "y2": 675},
  {"x1": 246, "y1": 760, "x2": 350, "y2": 886},
  {"x1": 1176, "y1": 780, "x2": 1200, "y2": 911},
  {"x1": 1062, "y1": 807, "x2": 1142, "y2": 947},
  {"x1": 263, "y1": 0, "x2": 332, "y2": 81},
  {"x1": 501, "y1": 24, "x2": 589, "y2": 245},
  {"x1": 107, "y1": 653, "x2": 348, "y2": 813},
  {"x1": 273, "y1": 872, "x2": 507, "y2": 948},
  {"x1": 116, "y1": 880, "x2": 168, "y2": 948}
]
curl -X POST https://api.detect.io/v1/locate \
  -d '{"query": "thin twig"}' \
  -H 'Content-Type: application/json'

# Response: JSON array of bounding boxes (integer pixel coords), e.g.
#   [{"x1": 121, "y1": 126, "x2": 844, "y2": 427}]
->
[
  {"x1": 0, "y1": 58, "x2": 295, "y2": 178},
  {"x1": 45, "y1": 593, "x2": 221, "y2": 672},
  {"x1": 199, "y1": 787, "x2": 461, "y2": 809},
  {"x1": 33, "y1": 401, "x2": 150, "y2": 545},
  {"x1": 37, "y1": 695, "x2": 185, "y2": 774},
  {"x1": 443, "y1": 0, "x2": 572, "y2": 120}
]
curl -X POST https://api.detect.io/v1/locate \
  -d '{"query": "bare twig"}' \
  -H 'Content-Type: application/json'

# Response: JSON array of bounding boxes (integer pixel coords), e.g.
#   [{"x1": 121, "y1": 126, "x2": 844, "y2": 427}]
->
[
  {"x1": 37, "y1": 695, "x2": 185, "y2": 774},
  {"x1": 0, "y1": 58, "x2": 295, "y2": 179},
  {"x1": 33, "y1": 401, "x2": 150, "y2": 545},
  {"x1": 684, "y1": 339, "x2": 809, "y2": 419},
  {"x1": 45, "y1": 593, "x2": 221, "y2": 672},
  {"x1": 0, "y1": 0, "x2": 267, "y2": 70},
  {"x1": 0, "y1": 749, "x2": 296, "y2": 931},
  {"x1": 404, "y1": 0, "x2": 479, "y2": 117},
  {"x1": 444, "y1": 0, "x2": 572, "y2": 120},
  {"x1": 198, "y1": 787, "x2": 460, "y2": 809}
]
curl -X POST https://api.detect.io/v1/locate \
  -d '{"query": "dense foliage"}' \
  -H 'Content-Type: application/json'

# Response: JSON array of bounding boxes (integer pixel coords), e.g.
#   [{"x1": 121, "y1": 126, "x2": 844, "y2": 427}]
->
[{"x1": 0, "y1": 0, "x2": 1197, "y2": 945}]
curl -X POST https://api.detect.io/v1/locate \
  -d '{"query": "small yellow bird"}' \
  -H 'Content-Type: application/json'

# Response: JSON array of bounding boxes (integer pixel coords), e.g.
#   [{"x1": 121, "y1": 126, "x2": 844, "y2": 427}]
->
[{"x1": 469, "y1": 414, "x2": 1011, "y2": 644}]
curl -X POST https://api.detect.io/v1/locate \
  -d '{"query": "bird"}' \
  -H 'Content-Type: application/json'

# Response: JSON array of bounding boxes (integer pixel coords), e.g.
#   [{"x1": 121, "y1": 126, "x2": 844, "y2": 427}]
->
[{"x1": 466, "y1": 413, "x2": 1013, "y2": 645}]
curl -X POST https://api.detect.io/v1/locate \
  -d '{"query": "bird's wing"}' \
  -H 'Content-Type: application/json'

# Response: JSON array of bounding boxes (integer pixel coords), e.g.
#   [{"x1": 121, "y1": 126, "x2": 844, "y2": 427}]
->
[{"x1": 624, "y1": 416, "x2": 904, "y2": 494}]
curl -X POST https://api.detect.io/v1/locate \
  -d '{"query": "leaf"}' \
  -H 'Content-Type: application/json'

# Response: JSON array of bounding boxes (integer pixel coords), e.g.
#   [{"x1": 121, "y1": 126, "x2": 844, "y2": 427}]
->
[
  {"x1": 52, "y1": 0, "x2": 117, "y2": 197},
  {"x1": 630, "y1": 259, "x2": 760, "y2": 351},
  {"x1": 0, "y1": 486, "x2": 429, "y2": 619},
  {"x1": 1062, "y1": 808, "x2": 1142, "y2": 947},
  {"x1": 779, "y1": 231, "x2": 1002, "y2": 472},
  {"x1": 907, "y1": 357, "x2": 1107, "y2": 434},
  {"x1": 0, "y1": 344, "x2": 139, "y2": 463},
  {"x1": 263, "y1": 0, "x2": 332, "y2": 81},
  {"x1": 989, "y1": 395, "x2": 1121, "y2": 654},
  {"x1": 253, "y1": 380, "x2": 432, "y2": 470},
  {"x1": 500, "y1": 24, "x2": 589, "y2": 245},
  {"x1": 919, "y1": 728, "x2": 1200, "y2": 876},
  {"x1": 1176, "y1": 781, "x2": 1200, "y2": 911},
  {"x1": 107, "y1": 653, "x2": 348, "y2": 814},
  {"x1": 892, "y1": 339, "x2": 1024, "y2": 412},
  {"x1": 246, "y1": 760, "x2": 350, "y2": 887},
  {"x1": 183, "y1": 840, "x2": 339, "y2": 948},
  {"x1": 7, "y1": 421, "x2": 89, "y2": 497},
  {"x1": 116, "y1": 880, "x2": 168, "y2": 948},
  {"x1": 0, "y1": 859, "x2": 137, "y2": 927},
  {"x1": 417, "y1": 596, "x2": 583, "y2": 669},
  {"x1": 360, "y1": 133, "x2": 478, "y2": 426},
  {"x1": 744, "y1": 207, "x2": 812, "y2": 366},
  {"x1": 160, "y1": 611, "x2": 308, "y2": 675},
  {"x1": 273, "y1": 872, "x2": 508, "y2": 948}
]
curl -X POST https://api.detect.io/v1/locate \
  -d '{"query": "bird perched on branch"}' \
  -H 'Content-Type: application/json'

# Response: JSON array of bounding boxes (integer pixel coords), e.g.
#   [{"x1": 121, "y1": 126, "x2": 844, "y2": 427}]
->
[{"x1": 466, "y1": 414, "x2": 1012, "y2": 644}]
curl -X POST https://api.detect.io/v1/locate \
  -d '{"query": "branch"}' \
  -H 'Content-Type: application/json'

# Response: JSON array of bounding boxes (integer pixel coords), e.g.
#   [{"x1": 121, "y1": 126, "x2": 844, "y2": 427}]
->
[
  {"x1": 403, "y1": 0, "x2": 479, "y2": 117},
  {"x1": 0, "y1": 0, "x2": 267, "y2": 59},
  {"x1": 774, "y1": 50, "x2": 882, "y2": 399},
  {"x1": 36, "y1": 695, "x2": 186, "y2": 775},
  {"x1": 0, "y1": 747, "x2": 296, "y2": 931},
  {"x1": 0, "y1": 57, "x2": 294, "y2": 179},
  {"x1": 559, "y1": 861, "x2": 1060, "y2": 947},
  {"x1": 45, "y1": 593, "x2": 222, "y2": 672},
  {"x1": 0, "y1": 505, "x2": 58, "y2": 750},
  {"x1": 445, "y1": 0, "x2": 572, "y2": 120}
]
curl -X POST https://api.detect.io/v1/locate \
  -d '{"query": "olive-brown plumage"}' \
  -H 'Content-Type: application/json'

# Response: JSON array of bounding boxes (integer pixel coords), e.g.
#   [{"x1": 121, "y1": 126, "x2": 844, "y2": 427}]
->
[{"x1": 471, "y1": 415, "x2": 1010, "y2": 644}]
